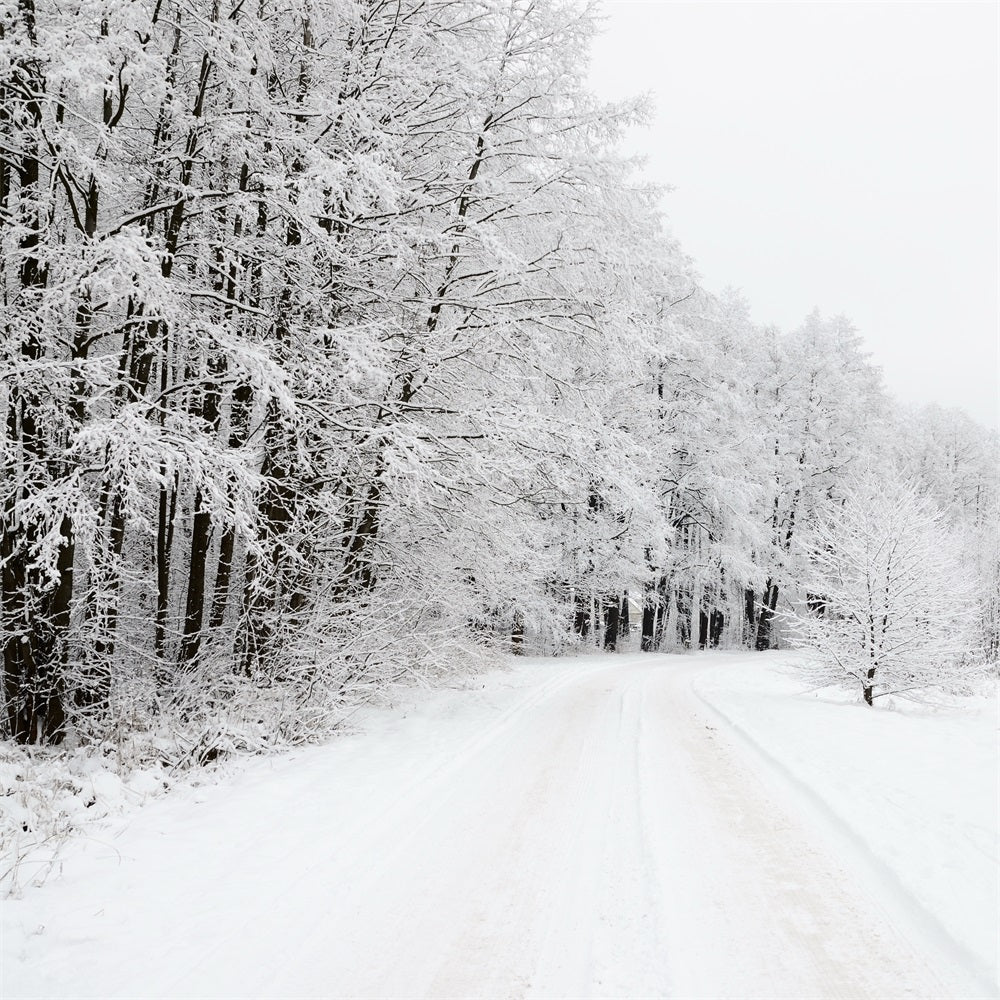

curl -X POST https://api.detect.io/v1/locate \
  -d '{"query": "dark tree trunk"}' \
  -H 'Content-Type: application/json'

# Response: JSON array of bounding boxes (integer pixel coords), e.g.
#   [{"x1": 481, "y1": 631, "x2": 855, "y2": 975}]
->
[
  {"x1": 154, "y1": 473, "x2": 174, "y2": 659},
  {"x1": 755, "y1": 581, "x2": 780, "y2": 651},
  {"x1": 179, "y1": 489, "x2": 213, "y2": 665},
  {"x1": 87, "y1": 305, "x2": 160, "y2": 674},
  {"x1": 511, "y1": 611, "x2": 524, "y2": 655},
  {"x1": 640, "y1": 600, "x2": 656, "y2": 651},
  {"x1": 333, "y1": 444, "x2": 384, "y2": 601},
  {"x1": 1, "y1": 2, "x2": 67, "y2": 744},
  {"x1": 744, "y1": 587, "x2": 756, "y2": 647},
  {"x1": 237, "y1": 547, "x2": 263, "y2": 677},
  {"x1": 84, "y1": 490, "x2": 127, "y2": 697},
  {"x1": 1, "y1": 400, "x2": 67, "y2": 744},
  {"x1": 179, "y1": 365, "x2": 222, "y2": 666},
  {"x1": 209, "y1": 522, "x2": 236, "y2": 633},
  {"x1": 239, "y1": 412, "x2": 314, "y2": 674},
  {"x1": 602, "y1": 598, "x2": 620, "y2": 652},
  {"x1": 2, "y1": 500, "x2": 66, "y2": 744},
  {"x1": 709, "y1": 609, "x2": 724, "y2": 648},
  {"x1": 209, "y1": 382, "x2": 253, "y2": 633}
]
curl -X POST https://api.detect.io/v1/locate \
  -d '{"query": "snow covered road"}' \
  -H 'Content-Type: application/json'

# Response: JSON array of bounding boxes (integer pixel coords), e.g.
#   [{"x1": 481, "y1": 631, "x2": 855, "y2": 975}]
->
[{"x1": 2, "y1": 654, "x2": 996, "y2": 998}]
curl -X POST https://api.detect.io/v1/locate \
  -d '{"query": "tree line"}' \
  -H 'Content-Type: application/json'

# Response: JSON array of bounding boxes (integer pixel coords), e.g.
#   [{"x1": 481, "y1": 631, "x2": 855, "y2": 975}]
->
[{"x1": 2, "y1": 0, "x2": 996, "y2": 746}]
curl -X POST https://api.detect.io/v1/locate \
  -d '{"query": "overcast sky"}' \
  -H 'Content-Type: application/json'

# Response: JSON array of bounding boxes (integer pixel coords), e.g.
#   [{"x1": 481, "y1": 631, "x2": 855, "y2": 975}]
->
[{"x1": 588, "y1": 0, "x2": 998, "y2": 428}]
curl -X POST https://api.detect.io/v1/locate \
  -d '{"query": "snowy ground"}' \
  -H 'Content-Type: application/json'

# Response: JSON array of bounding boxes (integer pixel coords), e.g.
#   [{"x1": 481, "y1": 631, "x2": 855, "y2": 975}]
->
[{"x1": 1, "y1": 652, "x2": 997, "y2": 998}]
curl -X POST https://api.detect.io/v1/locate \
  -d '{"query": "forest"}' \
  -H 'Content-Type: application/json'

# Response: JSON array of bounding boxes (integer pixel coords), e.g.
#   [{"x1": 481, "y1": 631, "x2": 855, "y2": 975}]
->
[{"x1": 1, "y1": 0, "x2": 997, "y2": 750}]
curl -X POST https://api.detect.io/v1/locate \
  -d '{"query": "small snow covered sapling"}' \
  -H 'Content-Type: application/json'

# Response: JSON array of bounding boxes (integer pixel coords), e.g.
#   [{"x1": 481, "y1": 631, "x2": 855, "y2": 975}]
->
[{"x1": 788, "y1": 474, "x2": 976, "y2": 705}]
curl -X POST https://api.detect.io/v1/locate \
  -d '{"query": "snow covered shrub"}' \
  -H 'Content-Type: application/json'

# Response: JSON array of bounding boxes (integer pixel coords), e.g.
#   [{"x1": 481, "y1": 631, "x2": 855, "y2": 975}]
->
[
  {"x1": 788, "y1": 474, "x2": 979, "y2": 705},
  {"x1": 0, "y1": 746, "x2": 172, "y2": 896}
]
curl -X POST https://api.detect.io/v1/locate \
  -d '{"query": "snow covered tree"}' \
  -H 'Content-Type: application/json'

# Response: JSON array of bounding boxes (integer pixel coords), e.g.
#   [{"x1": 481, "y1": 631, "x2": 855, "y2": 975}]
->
[
  {"x1": 788, "y1": 474, "x2": 977, "y2": 705},
  {"x1": 644, "y1": 288, "x2": 768, "y2": 651},
  {"x1": 747, "y1": 311, "x2": 886, "y2": 650},
  {"x1": 0, "y1": 0, "x2": 987, "y2": 754},
  {"x1": 0, "y1": 0, "x2": 689, "y2": 742},
  {"x1": 890, "y1": 405, "x2": 1000, "y2": 664}
]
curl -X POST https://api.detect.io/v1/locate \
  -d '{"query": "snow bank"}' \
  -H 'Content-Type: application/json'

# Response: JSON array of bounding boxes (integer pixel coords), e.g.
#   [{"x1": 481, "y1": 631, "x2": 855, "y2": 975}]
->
[
  {"x1": 693, "y1": 652, "x2": 999, "y2": 991},
  {"x1": 0, "y1": 655, "x2": 579, "y2": 899},
  {"x1": 0, "y1": 746, "x2": 211, "y2": 896}
]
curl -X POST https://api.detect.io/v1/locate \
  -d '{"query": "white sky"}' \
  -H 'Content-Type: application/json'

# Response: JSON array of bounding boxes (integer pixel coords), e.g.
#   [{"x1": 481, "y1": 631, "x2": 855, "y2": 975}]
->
[{"x1": 588, "y1": 0, "x2": 999, "y2": 428}]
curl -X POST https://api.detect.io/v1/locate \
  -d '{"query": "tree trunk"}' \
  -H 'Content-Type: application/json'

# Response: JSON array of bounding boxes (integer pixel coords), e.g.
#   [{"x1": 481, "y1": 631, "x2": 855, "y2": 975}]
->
[
  {"x1": 709, "y1": 609, "x2": 724, "y2": 648},
  {"x1": 179, "y1": 365, "x2": 222, "y2": 666},
  {"x1": 744, "y1": 587, "x2": 756, "y2": 647},
  {"x1": 239, "y1": 414, "x2": 312, "y2": 674},
  {"x1": 0, "y1": 0, "x2": 68, "y2": 743},
  {"x1": 677, "y1": 584, "x2": 691, "y2": 649},
  {"x1": 178, "y1": 489, "x2": 212, "y2": 665},
  {"x1": 653, "y1": 578, "x2": 671, "y2": 651},
  {"x1": 573, "y1": 590, "x2": 592, "y2": 639},
  {"x1": 863, "y1": 666, "x2": 875, "y2": 706},
  {"x1": 755, "y1": 581, "x2": 780, "y2": 651},
  {"x1": 511, "y1": 611, "x2": 524, "y2": 655},
  {"x1": 154, "y1": 472, "x2": 174, "y2": 659},
  {"x1": 602, "y1": 597, "x2": 619, "y2": 652},
  {"x1": 640, "y1": 598, "x2": 656, "y2": 651}
]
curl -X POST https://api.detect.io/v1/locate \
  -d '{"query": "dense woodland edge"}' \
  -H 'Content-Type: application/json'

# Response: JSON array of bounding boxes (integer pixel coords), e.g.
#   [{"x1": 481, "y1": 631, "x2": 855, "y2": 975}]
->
[{"x1": 1, "y1": 0, "x2": 996, "y2": 756}]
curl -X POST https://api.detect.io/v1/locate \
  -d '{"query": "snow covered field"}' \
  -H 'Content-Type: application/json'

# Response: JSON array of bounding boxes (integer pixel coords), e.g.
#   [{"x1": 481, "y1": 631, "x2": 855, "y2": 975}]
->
[
  {"x1": 693, "y1": 654, "x2": 999, "y2": 993},
  {"x1": 1, "y1": 652, "x2": 997, "y2": 998}
]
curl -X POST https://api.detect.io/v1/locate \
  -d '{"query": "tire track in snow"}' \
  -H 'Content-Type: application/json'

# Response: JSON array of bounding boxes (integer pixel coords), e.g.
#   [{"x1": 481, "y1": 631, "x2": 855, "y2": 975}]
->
[
  {"x1": 154, "y1": 659, "x2": 615, "y2": 998},
  {"x1": 584, "y1": 677, "x2": 672, "y2": 997},
  {"x1": 689, "y1": 673, "x2": 998, "y2": 999},
  {"x1": 3, "y1": 654, "x2": 984, "y2": 999}
]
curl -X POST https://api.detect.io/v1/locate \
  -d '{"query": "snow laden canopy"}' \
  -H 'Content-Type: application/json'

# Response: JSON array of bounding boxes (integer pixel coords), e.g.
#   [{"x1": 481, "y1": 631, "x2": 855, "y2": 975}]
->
[
  {"x1": 1, "y1": 0, "x2": 996, "y2": 747},
  {"x1": 787, "y1": 474, "x2": 978, "y2": 704}
]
